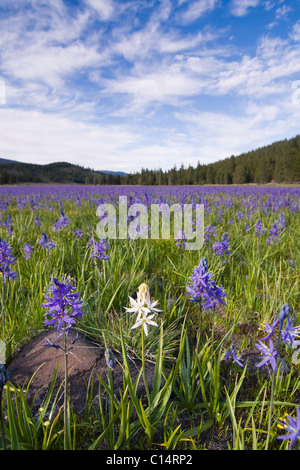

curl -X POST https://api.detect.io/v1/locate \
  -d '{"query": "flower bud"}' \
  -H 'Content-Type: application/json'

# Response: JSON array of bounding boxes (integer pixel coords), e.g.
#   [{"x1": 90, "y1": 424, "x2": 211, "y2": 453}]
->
[
  {"x1": 199, "y1": 257, "x2": 208, "y2": 273},
  {"x1": 279, "y1": 303, "x2": 291, "y2": 324},
  {"x1": 0, "y1": 364, "x2": 9, "y2": 387},
  {"x1": 138, "y1": 283, "x2": 150, "y2": 305},
  {"x1": 105, "y1": 349, "x2": 115, "y2": 369}
]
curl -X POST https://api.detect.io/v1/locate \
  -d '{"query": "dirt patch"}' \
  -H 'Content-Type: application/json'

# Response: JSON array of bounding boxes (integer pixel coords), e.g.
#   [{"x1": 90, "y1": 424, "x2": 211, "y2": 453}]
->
[{"x1": 7, "y1": 328, "x2": 157, "y2": 417}]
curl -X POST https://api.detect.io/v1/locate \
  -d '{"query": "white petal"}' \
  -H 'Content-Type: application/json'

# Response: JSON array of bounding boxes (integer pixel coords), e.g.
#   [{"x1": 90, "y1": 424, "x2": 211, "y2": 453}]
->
[
  {"x1": 146, "y1": 313, "x2": 155, "y2": 320},
  {"x1": 131, "y1": 320, "x2": 142, "y2": 330},
  {"x1": 146, "y1": 320, "x2": 158, "y2": 327},
  {"x1": 124, "y1": 307, "x2": 138, "y2": 313}
]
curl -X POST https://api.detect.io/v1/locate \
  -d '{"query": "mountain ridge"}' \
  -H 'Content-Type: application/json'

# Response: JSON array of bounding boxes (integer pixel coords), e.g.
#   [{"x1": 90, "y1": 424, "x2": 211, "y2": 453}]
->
[{"x1": 0, "y1": 134, "x2": 299, "y2": 185}]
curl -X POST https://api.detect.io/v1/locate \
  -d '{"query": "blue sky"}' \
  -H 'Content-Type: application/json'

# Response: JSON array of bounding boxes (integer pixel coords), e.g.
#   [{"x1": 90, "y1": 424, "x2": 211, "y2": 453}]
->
[{"x1": 0, "y1": 0, "x2": 300, "y2": 173}]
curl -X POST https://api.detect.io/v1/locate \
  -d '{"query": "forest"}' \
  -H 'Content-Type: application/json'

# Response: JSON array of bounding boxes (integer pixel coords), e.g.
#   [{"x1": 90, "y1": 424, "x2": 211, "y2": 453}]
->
[{"x1": 0, "y1": 135, "x2": 299, "y2": 185}]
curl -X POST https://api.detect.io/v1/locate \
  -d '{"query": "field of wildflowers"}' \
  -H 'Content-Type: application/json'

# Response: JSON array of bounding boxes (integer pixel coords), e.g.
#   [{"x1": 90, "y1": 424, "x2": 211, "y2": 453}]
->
[{"x1": 0, "y1": 184, "x2": 300, "y2": 451}]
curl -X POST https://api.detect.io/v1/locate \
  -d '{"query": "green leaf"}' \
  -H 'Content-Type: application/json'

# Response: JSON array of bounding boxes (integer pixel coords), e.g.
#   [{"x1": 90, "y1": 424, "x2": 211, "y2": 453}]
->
[{"x1": 6, "y1": 385, "x2": 20, "y2": 450}]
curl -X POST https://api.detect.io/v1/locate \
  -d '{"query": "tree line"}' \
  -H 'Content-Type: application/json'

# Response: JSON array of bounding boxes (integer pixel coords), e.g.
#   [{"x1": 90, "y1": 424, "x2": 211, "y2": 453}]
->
[
  {"x1": 0, "y1": 135, "x2": 299, "y2": 185},
  {"x1": 97, "y1": 135, "x2": 300, "y2": 185}
]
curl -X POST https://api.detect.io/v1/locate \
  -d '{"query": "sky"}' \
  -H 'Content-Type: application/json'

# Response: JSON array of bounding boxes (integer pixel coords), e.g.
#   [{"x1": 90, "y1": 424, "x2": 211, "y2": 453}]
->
[{"x1": 0, "y1": 0, "x2": 300, "y2": 174}]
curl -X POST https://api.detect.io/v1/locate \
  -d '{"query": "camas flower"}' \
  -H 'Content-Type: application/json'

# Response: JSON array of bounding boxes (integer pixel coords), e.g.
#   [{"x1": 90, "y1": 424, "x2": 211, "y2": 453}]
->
[
  {"x1": 277, "y1": 407, "x2": 300, "y2": 449},
  {"x1": 204, "y1": 225, "x2": 217, "y2": 244},
  {"x1": 254, "y1": 219, "x2": 267, "y2": 236},
  {"x1": 125, "y1": 283, "x2": 162, "y2": 321},
  {"x1": 255, "y1": 338, "x2": 277, "y2": 371},
  {"x1": 38, "y1": 232, "x2": 57, "y2": 251},
  {"x1": 222, "y1": 344, "x2": 244, "y2": 367},
  {"x1": 0, "y1": 238, "x2": 17, "y2": 283},
  {"x1": 279, "y1": 303, "x2": 291, "y2": 325},
  {"x1": 105, "y1": 349, "x2": 116, "y2": 369},
  {"x1": 34, "y1": 216, "x2": 42, "y2": 226},
  {"x1": 23, "y1": 243, "x2": 34, "y2": 260},
  {"x1": 258, "y1": 315, "x2": 279, "y2": 341},
  {"x1": 126, "y1": 283, "x2": 161, "y2": 336},
  {"x1": 186, "y1": 257, "x2": 227, "y2": 312},
  {"x1": 90, "y1": 239, "x2": 109, "y2": 262},
  {"x1": 175, "y1": 230, "x2": 187, "y2": 252},
  {"x1": 281, "y1": 315, "x2": 300, "y2": 349},
  {"x1": 73, "y1": 228, "x2": 83, "y2": 239},
  {"x1": 212, "y1": 232, "x2": 230, "y2": 260},
  {"x1": 42, "y1": 277, "x2": 85, "y2": 334},
  {"x1": 53, "y1": 210, "x2": 71, "y2": 232},
  {"x1": 131, "y1": 311, "x2": 158, "y2": 337}
]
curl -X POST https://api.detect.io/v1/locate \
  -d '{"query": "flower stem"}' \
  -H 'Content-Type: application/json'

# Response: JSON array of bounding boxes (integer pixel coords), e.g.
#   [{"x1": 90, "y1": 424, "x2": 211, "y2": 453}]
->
[
  {"x1": 64, "y1": 330, "x2": 72, "y2": 450},
  {"x1": 1, "y1": 280, "x2": 6, "y2": 340},
  {"x1": 197, "y1": 303, "x2": 203, "y2": 349},
  {"x1": 141, "y1": 328, "x2": 150, "y2": 405},
  {"x1": 266, "y1": 325, "x2": 282, "y2": 450}
]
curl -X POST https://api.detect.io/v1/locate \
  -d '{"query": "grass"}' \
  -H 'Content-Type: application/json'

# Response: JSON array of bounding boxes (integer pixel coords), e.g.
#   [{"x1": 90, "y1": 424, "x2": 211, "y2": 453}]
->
[{"x1": 0, "y1": 185, "x2": 299, "y2": 450}]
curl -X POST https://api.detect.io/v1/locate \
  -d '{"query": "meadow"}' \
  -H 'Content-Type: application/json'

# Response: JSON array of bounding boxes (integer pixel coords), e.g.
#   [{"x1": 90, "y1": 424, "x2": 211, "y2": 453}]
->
[{"x1": 0, "y1": 184, "x2": 300, "y2": 451}]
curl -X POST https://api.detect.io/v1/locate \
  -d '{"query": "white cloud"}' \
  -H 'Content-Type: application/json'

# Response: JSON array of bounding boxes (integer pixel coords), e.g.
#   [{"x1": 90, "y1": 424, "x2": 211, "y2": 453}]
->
[
  {"x1": 290, "y1": 20, "x2": 300, "y2": 42},
  {"x1": 230, "y1": 0, "x2": 260, "y2": 17},
  {"x1": 180, "y1": 0, "x2": 218, "y2": 23},
  {"x1": 0, "y1": 109, "x2": 138, "y2": 171},
  {"x1": 175, "y1": 99, "x2": 300, "y2": 164},
  {"x1": 85, "y1": 0, "x2": 115, "y2": 21}
]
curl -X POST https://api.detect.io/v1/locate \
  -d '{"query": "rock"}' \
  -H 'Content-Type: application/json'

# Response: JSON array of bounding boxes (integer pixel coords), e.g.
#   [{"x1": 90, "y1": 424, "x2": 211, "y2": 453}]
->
[{"x1": 7, "y1": 328, "x2": 158, "y2": 417}]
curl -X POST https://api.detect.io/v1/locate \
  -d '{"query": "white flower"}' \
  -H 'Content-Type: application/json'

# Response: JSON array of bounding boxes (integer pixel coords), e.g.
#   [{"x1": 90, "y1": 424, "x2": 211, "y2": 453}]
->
[
  {"x1": 124, "y1": 295, "x2": 151, "y2": 321},
  {"x1": 146, "y1": 298, "x2": 162, "y2": 315},
  {"x1": 125, "y1": 283, "x2": 163, "y2": 333},
  {"x1": 131, "y1": 311, "x2": 158, "y2": 336}
]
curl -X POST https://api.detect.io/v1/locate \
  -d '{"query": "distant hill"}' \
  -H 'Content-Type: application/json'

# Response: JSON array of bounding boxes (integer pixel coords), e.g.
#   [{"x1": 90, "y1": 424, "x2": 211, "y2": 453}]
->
[
  {"x1": 0, "y1": 158, "x2": 21, "y2": 165},
  {"x1": 0, "y1": 135, "x2": 299, "y2": 185},
  {"x1": 98, "y1": 170, "x2": 128, "y2": 177},
  {"x1": 0, "y1": 160, "x2": 116, "y2": 185},
  {"x1": 0, "y1": 158, "x2": 128, "y2": 185}
]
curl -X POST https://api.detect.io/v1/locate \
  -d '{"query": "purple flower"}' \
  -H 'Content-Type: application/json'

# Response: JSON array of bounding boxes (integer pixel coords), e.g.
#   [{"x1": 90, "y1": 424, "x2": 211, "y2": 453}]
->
[
  {"x1": 53, "y1": 210, "x2": 71, "y2": 232},
  {"x1": 73, "y1": 228, "x2": 83, "y2": 239},
  {"x1": 258, "y1": 315, "x2": 279, "y2": 340},
  {"x1": 90, "y1": 239, "x2": 109, "y2": 262},
  {"x1": 255, "y1": 339, "x2": 277, "y2": 371},
  {"x1": 281, "y1": 315, "x2": 300, "y2": 348},
  {"x1": 175, "y1": 230, "x2": 187, "y2": 252},
  {"x1": 279, "y1": 303, "x2": 291, "y2": 325},
  {"x1": 254, "y1": 219, "x2": 267, "y2": 236},
  {"x1": 34, "y1": 216, "x2": 42, "y2": 226},
  {"x1": 0, "y1": 239, "x2": 17, "y2": 283},
  {"x1": 212, "y1": 232, "x2": 230, "y2": 259},
  {"x1": 204, "y1": 225, "x2": 217, "y2": 243},
  {"x1": 23, "y1": 243, "x2": 34, "y2": 260},
  {"x1": 222, "y1": 344, "x2": 244, "y2": 367},
  {"x1": 267, "y1": 220, "x2": 280, "y2": 245},
  {"x1": 277, "y1": 407, "x2": 300, "y2": 449},
  {"x1": 186, "y1": 257, "x2": 227, "y2": 312},
  {"x1": 42, "y1": 277, "x2": 85, "y2": 334},
  {"x1": 38, "y1": 232, "x2": 57, "y2": 251}
]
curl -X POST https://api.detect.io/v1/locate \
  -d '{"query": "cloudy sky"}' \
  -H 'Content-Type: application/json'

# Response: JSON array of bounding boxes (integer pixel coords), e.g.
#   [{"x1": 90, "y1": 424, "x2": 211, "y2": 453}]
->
[{"x1": 0, "y1": 0, "x2": 300, "y2": 173}]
